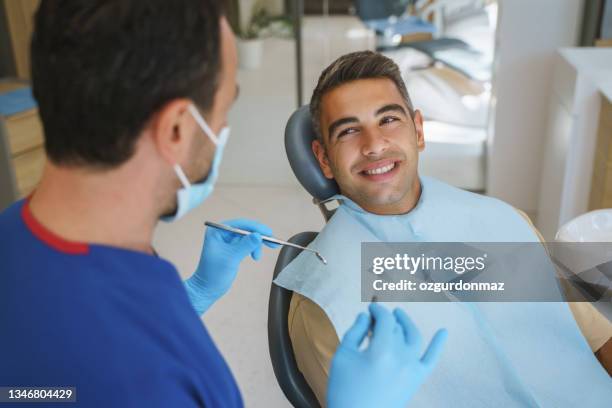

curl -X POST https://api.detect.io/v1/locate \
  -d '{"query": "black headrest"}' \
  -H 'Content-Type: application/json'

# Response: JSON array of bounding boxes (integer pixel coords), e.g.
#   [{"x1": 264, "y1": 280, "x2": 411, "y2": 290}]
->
[{"x1": 284, "y1": 105, "x2": 339, "y2": 201}]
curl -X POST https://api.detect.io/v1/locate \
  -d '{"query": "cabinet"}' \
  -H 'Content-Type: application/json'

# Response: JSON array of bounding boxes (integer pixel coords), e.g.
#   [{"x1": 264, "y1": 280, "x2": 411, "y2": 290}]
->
[
  {"x1": 589, "y1": 90, "x2": 612, "y2": 209},
  {"x1": 536, "y1": 48, "x2": 612, "y2": 240},
  {"x1": 0, "y1": 80, "x2": 45, "y2": 210}
]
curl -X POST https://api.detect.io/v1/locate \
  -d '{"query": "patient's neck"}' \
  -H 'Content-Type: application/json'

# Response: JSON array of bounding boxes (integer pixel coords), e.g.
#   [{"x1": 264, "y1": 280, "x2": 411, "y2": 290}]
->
[{"x1": 352, "y1": 177, "x2": 422, "y2": 215}]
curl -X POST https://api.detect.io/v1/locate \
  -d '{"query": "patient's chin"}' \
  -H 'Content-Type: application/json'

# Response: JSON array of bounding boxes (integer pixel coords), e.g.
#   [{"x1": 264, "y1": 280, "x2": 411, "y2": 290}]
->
[
  {"x1": 335, "y1": 170, "x2": 412, "y2": 212},
  {"x1": 353, "y1": 188, "x2": 407, "y2": 211}
]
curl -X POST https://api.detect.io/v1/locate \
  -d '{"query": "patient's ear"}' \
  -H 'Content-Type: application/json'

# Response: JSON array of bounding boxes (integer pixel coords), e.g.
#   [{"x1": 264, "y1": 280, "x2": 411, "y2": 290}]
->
[
  {"x1": 312, "y1": 139, "x2": 334, "y2": 179},
  {"x1": 413, "y1": 110, "x2": 425, "y2": 152}
]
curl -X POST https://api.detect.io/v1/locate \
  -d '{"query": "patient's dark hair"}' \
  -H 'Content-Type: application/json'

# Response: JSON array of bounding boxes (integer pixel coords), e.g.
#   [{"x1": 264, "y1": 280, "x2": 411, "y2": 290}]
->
[
  {"x1": 309, "y1": 50, "x2": 414, "y2": 142},
  {"x1": 31, "y1": 0, "x2": 223, "y2": 168}
]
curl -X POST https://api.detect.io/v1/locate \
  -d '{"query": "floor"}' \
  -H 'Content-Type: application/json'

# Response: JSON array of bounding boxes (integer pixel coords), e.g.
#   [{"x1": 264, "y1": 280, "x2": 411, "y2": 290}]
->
[{"x1": 152, "y1": 185, "x2": 325, "y2": 407}]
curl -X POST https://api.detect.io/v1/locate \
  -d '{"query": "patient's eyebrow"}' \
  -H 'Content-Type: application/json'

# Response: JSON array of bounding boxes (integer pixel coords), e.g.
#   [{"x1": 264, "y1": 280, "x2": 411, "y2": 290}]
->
[
  {"x1": 328, "y1": 116, "x2": 359, "y2": 140},
  {"x1": 375, "y1": 103, "x2": 407, "y2": 117}
]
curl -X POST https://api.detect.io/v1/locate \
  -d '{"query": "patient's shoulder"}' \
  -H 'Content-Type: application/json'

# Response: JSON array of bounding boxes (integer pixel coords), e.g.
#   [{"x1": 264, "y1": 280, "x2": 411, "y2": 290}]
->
[
  {"x1": 288, "y1": 293, "x2": 339, "y2": 405},
  {"x1": 289, "y1": 293, "x2": 338, "y2": 343},
  {"x1": 288, "y1": 292, "x2": 313, "y2": 331}
]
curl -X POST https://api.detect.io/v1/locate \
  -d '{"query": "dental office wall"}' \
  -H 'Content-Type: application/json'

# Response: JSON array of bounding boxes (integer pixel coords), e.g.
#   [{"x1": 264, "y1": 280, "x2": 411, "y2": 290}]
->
[{"x1": 487, "y1": 0, "x2": 584, "y2": 218}]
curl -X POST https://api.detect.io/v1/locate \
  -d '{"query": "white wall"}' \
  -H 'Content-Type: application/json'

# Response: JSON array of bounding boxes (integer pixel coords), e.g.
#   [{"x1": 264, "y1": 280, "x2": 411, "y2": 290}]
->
[{"x1": 487, "y1": 0, "x2": 584, "y2": 216}]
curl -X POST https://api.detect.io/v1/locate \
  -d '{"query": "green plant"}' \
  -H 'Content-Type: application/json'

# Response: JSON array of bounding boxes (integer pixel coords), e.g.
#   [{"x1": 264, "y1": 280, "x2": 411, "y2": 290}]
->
[
  {"x1": 227, "y1": 1, "x2": 293, "y2": 40},
  {"x1": 241, "y1": 3, "x2": 270, "y2": 39}
]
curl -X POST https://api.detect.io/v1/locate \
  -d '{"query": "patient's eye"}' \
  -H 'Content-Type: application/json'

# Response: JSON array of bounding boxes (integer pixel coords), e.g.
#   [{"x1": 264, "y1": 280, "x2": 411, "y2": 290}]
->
[
  {"x1": 337, "y1": 127, "x2": 359, "y2": 139},
  {"x1": 380, "y1": 116, "x2": 400, "y2": 126}
]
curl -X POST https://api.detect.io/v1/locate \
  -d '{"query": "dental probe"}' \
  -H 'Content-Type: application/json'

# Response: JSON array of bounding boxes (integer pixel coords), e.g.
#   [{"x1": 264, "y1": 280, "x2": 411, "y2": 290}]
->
[{"x1": 204, "y1": 221, "x2": 328, "y2": 265}]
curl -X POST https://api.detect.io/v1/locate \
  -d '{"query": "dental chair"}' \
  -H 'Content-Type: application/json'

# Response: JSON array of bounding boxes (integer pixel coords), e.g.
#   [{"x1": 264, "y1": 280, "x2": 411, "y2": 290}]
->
[
  {"x1": 268, "y1": 231, "x2": 319, "y2": 408},
  {"x1": 354, "y1": 0, "x2": 491, "y2": 82},
  {"x1": 268, "y1": 105, "x2": 337, "y2": 408},
  {"x1": 354, "y1": 0, "x2": 435, "y2": 48}
]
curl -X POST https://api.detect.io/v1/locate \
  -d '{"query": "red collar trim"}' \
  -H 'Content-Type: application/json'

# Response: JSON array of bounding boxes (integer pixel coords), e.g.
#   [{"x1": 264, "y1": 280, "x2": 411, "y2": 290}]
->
[{"x1": 21, "y1": 197, "x2": 90, "y2": 255}]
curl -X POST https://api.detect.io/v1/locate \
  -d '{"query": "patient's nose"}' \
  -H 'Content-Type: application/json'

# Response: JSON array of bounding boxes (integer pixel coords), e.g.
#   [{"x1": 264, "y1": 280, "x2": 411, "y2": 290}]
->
[{"x1": 360, "y1": 128, "x2": 389, "y2": 157}]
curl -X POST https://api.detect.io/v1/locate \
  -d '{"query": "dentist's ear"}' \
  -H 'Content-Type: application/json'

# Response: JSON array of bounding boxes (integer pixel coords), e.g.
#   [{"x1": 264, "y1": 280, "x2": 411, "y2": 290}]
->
[
  {"x1": 413, "y1": 109, "x2": 425, "y2": 152},
  {"x1": 312, "y1": 138, "x2": 334, "y2": 179},
  {"x1": 150, "y1": 98, "x2": 197, "y2": 166}
]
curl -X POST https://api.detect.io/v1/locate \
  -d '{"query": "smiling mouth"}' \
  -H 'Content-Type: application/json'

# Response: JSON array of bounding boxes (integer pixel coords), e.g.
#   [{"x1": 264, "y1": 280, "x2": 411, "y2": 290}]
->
[
  {"x1": 363, "y1": 162, "x2": 396, "y2": 175},
  {"x1": 358, "y1": 160, "x2": 401, "y2": 180}
]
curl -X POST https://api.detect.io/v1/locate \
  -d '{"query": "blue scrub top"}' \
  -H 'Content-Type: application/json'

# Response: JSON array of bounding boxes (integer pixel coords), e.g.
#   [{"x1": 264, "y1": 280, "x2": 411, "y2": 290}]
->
[{"x1": 0, "y1": 199, "x2": 243, "y2": 407}]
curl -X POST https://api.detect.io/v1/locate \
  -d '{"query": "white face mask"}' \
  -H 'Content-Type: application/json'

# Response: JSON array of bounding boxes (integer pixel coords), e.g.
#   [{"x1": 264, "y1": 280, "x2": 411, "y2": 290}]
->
[{"x1": 161, "y1": 104, "x2": 230, "y2": 222}]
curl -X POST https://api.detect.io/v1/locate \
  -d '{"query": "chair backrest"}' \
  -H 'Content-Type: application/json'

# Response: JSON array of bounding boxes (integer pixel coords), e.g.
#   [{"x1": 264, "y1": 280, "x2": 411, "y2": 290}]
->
[
  {"x1": 268, "y1": 231, "x2": 320, "y2": 408},
  {"x1": 285, "y1": 105, "x2": 339, "y2": 202}
]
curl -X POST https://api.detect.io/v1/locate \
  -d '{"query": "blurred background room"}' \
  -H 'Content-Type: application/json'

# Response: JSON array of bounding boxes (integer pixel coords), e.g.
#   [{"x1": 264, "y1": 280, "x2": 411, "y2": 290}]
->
[{"x1": 0, "y1": 0, "x2": 611, "y2": 406}]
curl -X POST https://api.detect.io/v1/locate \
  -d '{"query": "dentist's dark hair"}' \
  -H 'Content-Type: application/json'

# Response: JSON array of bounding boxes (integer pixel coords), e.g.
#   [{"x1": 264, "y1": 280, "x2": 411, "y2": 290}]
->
[
  {"x1": 31, "y1": 0, "x2": 223, "y2": 168},
  {"x1": 309, "y1": 50, "x2": 414, "y2": 143}
]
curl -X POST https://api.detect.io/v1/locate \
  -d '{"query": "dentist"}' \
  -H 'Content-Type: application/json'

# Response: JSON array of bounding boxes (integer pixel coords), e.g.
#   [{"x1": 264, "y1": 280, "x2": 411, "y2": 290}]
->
[{"x1": 0, "y1": 1, "x2": 446, "y2": 407}]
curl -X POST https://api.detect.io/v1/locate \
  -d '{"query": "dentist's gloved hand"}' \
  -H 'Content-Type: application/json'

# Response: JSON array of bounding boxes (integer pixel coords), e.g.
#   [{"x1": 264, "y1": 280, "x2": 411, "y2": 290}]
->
[
  {"x1": 184, "y1": 219, "x2": 278, "y2": 315},
  {"x1": 327, "y1": 303, "x2": 448, "y2": 408}
]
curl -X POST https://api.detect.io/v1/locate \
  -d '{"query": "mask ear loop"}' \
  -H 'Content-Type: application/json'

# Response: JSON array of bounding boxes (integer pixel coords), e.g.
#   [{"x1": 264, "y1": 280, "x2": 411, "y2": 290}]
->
[
  {"x1": 173, "y1": 104, "x2": 220, "y2": 188},
  {"x1": 187, "y1": 104, "x2": 219, "y2": 146},
  {"x1": 173, "y1": 164, "x2": 191, "y2": 189}
]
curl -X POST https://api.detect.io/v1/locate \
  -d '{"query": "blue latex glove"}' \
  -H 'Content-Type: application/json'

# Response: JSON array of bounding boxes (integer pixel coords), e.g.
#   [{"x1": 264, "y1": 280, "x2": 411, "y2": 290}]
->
[
  {"x1": 184, "y1": 219, "x2": 278, "y2": 315},
  {"x1": 327, "y1": 303, "x2": 448, "y2": 408}
]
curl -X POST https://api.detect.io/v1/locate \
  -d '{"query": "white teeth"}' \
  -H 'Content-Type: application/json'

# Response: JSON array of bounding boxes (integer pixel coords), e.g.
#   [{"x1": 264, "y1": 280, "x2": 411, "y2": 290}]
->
[{"x1": 365, "y1": 162, "x2": 395, "y2": 175}]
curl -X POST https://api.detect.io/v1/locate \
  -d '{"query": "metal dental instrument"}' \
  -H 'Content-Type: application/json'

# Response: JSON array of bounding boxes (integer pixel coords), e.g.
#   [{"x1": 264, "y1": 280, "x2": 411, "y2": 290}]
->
[{"x1": 204, "y1": 221, "x2": 328, "y2": 265}]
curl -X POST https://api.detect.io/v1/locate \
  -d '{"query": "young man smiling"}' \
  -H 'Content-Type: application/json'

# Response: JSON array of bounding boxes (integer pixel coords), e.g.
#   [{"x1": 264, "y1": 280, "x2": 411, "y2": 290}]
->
[
  {"x1": 276, "y1": 51, "x2": 612, "y2": 406},
  {"x1": 310, "y1": 59, "x2": 423, "y2": 215}
]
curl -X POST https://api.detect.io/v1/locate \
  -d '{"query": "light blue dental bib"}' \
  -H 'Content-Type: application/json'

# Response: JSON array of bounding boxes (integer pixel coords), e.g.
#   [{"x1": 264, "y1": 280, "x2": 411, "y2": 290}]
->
[{"x1": 275, "y1": 177, "x2": 612, "y2": 407}]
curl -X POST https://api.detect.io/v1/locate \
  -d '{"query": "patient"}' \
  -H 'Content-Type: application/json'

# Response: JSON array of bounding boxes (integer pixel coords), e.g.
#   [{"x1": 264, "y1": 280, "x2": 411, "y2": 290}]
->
[{"x1": 275, "y1": 51, "x2": 612, "y2": 406}]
